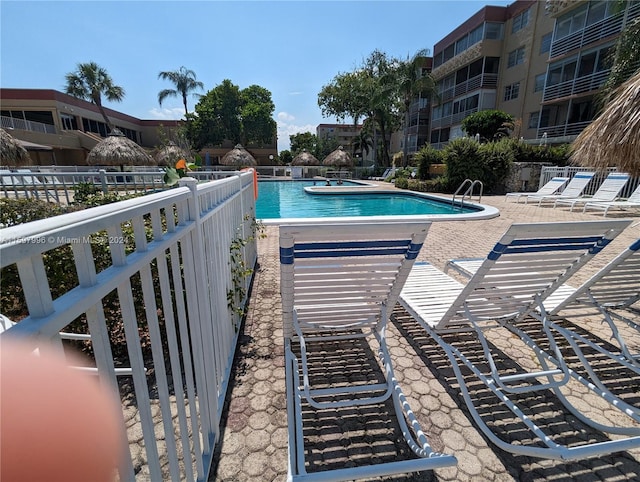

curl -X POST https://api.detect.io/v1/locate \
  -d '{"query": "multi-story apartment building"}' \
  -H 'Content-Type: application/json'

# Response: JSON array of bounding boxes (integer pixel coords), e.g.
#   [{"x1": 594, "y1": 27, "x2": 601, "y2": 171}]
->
[
  {"x1": 316, "y1": 123, "x2": 374, "y2": 164},
  {"x1": 539, "y1": 0, "x2": 640, "y2": 142},
  {"x1": 428, "y1": 0, "x2": 640, "y2": 149},
  {"x1": 429, "y1": 1, "x2": 554, "y2": 148}
]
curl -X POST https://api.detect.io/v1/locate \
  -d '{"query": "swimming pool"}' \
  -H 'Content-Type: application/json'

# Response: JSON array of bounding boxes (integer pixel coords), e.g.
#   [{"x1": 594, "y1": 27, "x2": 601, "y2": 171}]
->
[{"x1": 256, "y1": 180, "x2": 499, "y2": 223}]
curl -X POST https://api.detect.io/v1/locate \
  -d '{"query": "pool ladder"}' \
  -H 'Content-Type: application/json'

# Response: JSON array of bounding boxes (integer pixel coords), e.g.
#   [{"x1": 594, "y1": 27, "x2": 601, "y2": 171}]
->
[{"x1": 452, "y1": 179, "x2": 483, "y2": 207}]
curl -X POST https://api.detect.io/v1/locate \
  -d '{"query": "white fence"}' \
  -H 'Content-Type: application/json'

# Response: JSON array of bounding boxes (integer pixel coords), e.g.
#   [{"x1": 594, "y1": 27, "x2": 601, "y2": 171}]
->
[
  {"x1": 0, "y1": 172, "x2": 258, "y2": 481},
  {"x1": 539, "y1": 166, "x2": 640, "y2": 200}
]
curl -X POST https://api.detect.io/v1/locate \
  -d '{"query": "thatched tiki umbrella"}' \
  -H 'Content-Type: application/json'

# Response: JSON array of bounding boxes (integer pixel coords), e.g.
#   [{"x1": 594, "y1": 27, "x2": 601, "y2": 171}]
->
[
  {"x1": 220, "y1": 144, "x2": 257, "y2": 168},
  {"x1": 155, "y1": 141, "x2": 190, "y2": 166},
  {"x1": 571, "y1": 71, "x2": 640, "y2": 176},
  {"x1": 87, "y1": 128, "x2": 154, "y2": 170},
  {"x1": 323, "y1": 146, "x2": 353, "y2": 179},
  {"x1": 291, "y1": 149, "x2": 319, "y2": 166},
  {"x1": 1, "y1": 128, "x2": 32, "y2": 166}
]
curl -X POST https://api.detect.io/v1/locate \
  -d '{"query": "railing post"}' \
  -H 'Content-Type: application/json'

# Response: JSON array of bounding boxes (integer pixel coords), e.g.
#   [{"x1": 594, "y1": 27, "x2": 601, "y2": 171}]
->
[{"x1": 99, "y1": 169, "x2": 108, "y2": 194}]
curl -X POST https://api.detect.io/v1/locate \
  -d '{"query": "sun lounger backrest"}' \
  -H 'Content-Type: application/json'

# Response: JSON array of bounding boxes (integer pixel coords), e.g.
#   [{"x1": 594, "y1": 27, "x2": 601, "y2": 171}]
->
[
  {"x1": 558, "y1": 171, "x2": 595, "y2": 198},
  {"x1": 280, "y1": 221, "x2": 430, "y2": 339},
  {"x1": 627, "y1": 183, "x2": 640, "y2": 202},
  {"x1": 552, "y1": 237, "x2": 640, "y2": 313},
  {"x1": 538, "y1": 177, "x2": 570, "y2": 195},
  {"x1": 589, "y1": 173, "x2": 630, "y2": 201},
  {"x1": 436, "y1": 220, "x2": 631, "y2": 329}
]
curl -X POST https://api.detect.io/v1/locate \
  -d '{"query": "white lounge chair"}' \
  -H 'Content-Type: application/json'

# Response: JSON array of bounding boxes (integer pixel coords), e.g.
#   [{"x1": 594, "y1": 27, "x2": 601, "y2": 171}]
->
[
  {"x1": 399, "y1": 220, "x2": 640, "y2": 460},
  {"x1": 505, "y1": 176, "x2": 569, "y2": 203},
  {"x1": 372, "y1": 167, "x2": 395, "y2": 181},
  {"x1": 553, "y1": 172, "x2": 630, "y2": 211},
  {"x1": 280, "y1": 221, "x2": 456, "y2": 480},
  {"x1": 528, "y1": 171, "x2": 595, "y2": 206},
  {"x1": 550, "y1": 237, "x2": 640, "y2": 371},
  {"x1": 583, "y1": 183, "x2": 640, "y2": 216}
]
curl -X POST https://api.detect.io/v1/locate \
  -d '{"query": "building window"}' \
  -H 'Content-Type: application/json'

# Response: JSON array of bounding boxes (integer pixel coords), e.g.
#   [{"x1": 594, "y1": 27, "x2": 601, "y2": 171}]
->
[
  {"x1": 540, "y1": 32, "x2": 552, "y2": 54},
  {"x1": 534, "y1": 73, "x2": 546, "y2": 92},
  {"x1": 485, "y1": 22, "x2": 504, "y2": 40},
  {"x1": 504, "y1": 82, "x2": 520, "y2": 101},
  {"x1": 528, "y1": 111, "x2": 540, "y2": 129},
  {"x1": 507, "y1": 47, "x2": 525, "y2": 68},
  {"x1": 512, "y1": 7, "x2": 530, "y2": 33}
]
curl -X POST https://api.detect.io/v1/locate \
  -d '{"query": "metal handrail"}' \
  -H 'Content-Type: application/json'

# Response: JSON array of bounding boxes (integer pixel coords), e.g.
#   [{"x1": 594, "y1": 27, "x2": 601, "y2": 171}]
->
[{"x1": 452, "y1": 179, "x2": 483, "y2": 207}]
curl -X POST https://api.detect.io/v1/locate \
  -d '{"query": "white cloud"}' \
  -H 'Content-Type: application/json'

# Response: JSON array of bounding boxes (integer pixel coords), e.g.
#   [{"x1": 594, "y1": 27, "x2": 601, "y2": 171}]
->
[
  {"x1": 147, "y1": 107, "x2": 184, "y2": 120},
  {"x1": 288, "y1": 91, "x2": 302, "y2": 96},
  {"x1": 277, "y1": 111, "x2": 295, "y2": 122},
  {"x1": 276, "y1": 111, "x2": 316, "y2": 152}
]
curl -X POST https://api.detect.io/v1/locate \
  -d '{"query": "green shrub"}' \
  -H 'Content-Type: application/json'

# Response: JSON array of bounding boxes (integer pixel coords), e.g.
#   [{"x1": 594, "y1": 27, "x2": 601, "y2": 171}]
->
[
  {"x1": 443, "y1": 138, "x2": 484, "y2": 191},
  {"x1": 73, "y1": 182, "x2": 100, "y2": 204},
  {"x1": 394, "y1": 177, "x2": 409, "y2": 189},
  {"x1": 415, "y1": 146, "x2": 443, "y2": 180},
  {"x1": 478, "y1": 138, "x2": 516, "y2": 193},
  {"x1": 0, "y1": 198, "x2": 73, "y2": 227}
]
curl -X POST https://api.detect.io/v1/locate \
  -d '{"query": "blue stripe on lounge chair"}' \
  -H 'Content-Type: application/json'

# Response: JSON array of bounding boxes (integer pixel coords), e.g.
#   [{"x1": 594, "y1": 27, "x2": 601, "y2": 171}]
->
[
  {"x1": 631, "y1": 239, "x2": 640, "y2": 251},
  {"x1": 279, "y1": 239, "x2": 422, "y2": 263},
  {"x1": 293, "y1": 239, "x2": 412, "y2": 251},
  {"x1": 488, "y1": 236, "x2": 612, "y2": 260}
]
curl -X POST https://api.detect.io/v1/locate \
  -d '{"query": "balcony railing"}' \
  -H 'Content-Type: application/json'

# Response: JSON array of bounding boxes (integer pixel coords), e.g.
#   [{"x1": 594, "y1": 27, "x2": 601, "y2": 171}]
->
[
  {"x1": 431, "y1": 107, "x2": 479, "y2": 129},
  {"x1": 1, "y1": 115, "x2": 57, "y2": 134},
  {"x1": 537, "y1": 120, "x2": 590, "y2": 139},
  {"x1": 0, "y1": 172, "x2": 257, "y2": 481},
  {"x1": 437, "y1": 73, "x2": 498, "y2": 104},
  {"x1": 550, "y1": 3, "x2": 640, "y2": 58},
  {"x1": 543, "y1": 69, "x2": 610, "y2": 102}
]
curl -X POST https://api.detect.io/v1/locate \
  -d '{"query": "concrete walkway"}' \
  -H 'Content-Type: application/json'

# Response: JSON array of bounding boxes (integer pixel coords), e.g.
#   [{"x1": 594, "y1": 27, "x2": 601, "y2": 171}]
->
[{"x1": 210, "y1": 195, "x2": 640, "y2": 481}]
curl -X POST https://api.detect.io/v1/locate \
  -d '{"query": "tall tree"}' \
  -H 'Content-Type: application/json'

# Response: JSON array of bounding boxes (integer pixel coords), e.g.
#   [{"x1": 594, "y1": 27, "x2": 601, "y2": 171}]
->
[
  {"x1": 290, "y1": 132, "x2": 318, "y2": 155},
  {"x1": 157, "y1": 66, "x2": 204, "y2": 117},
  {"x1": 318, "y1": 50, "x2": 398, "y2": 167},
  {"x1": 186, "y1": 80, "x2": 276, "y2": 150},
  {"x1": 387, "y1": 49, "x2": 436, "y2": 165},
  {"x1": 240, "y1": 85, "x2": 277, "y2": 146},
  {"x1": 64, "y1": 61, "x2": 125, "y2": 130}
]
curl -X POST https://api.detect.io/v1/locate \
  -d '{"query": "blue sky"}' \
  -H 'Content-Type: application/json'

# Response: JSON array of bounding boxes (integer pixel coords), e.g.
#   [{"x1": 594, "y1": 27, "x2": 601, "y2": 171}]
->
[{"x1": 1, "y1": 0, "x2": 512, "y2": 151}]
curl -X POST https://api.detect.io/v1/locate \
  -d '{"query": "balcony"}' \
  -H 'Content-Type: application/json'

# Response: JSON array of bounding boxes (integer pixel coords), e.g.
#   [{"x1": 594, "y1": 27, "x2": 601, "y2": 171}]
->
[
  {"x1": 549, "y1": 3, "x2": 640, "y2": 59},
  {"x1": 542, "y1": 69, "x2": 610, "y2": 103},
  {"x1": 437, "y1": 73, "x2": 498, "y2": 105},
  {"x1": 1, "y1": 115, "x2": 56, "y2": 134},
  {"x1": 537, "y1": 120, "x2": 590, "y2": 139},
  {"x1": 431, "y1": 107, "x2": 479, "y2": 129}
]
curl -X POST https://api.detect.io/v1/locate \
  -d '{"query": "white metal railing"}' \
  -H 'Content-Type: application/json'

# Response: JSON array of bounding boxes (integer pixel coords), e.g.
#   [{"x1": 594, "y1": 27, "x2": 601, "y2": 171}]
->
[
  {"x1": 1, "y1": 115, "x2": 57, "y2": 134},
  {"x1": 0, "y1": 172, "x2": 258, "y2": 481},
  {"x1": 537, "y1": 121, "x2": 591, "y2": 139},
  {"x1": 542, "y1": 70, "x2": 610, "y2": 102},
  {"x1": 0, "y1": 169, "x2": 237, "y2": 204},
  {"x1": 539, "y1": 166, "x2": 640, "y2": 200}
]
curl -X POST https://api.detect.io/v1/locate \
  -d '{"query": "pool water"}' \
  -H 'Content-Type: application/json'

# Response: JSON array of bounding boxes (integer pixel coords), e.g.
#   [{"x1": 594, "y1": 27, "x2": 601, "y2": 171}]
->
[{"x1": 256, "y1": 180, "x2": 476, "y2": 220}]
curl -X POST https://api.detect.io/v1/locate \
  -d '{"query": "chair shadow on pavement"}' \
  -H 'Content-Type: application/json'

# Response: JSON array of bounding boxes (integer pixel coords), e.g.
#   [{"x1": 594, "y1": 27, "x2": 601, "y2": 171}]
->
[
  {"x1": 392, "y1": 307, "x2": 640, "y2": 481},
  {"x1": 290, "y1": 336, "x2": 441, "y2": 481}
]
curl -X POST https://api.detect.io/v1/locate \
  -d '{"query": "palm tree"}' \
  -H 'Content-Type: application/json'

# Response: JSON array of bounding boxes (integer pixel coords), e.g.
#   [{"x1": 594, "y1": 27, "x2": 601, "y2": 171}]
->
[
  {"x1": 65, "y1": 61, "x2": 125, "y2": 130},
  {"x1": 352, "y1": 129, "x2": 373, "y2": 160},
  {"x1": 392, "y1": 49, "x2": 436, "y2": 166},
  {"x1": 157, "y1": 66, "x2": 204, "y2": 117}
]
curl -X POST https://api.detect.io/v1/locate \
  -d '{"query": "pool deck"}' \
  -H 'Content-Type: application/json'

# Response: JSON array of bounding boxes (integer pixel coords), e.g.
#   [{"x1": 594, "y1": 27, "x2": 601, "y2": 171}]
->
[{"x1": 210, "y1": 193, "x2": 640, "y2": 481}]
